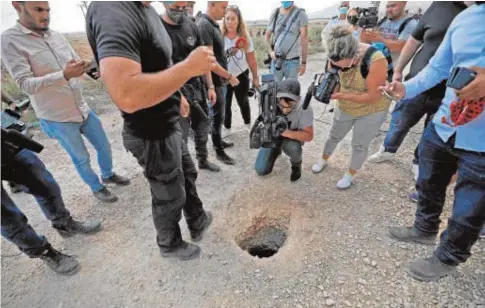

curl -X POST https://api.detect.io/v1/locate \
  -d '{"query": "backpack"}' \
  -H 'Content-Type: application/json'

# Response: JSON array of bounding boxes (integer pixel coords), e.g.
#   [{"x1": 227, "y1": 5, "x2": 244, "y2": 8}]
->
[{"x1": 360, "y1": 46, "x2": 393, "y2": 82}]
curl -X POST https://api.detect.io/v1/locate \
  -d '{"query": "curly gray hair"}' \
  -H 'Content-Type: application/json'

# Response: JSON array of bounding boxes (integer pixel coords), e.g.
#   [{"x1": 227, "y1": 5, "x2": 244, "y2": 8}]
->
[{"x1": 324, "y1": 25, "x2": 360, "y2": 62}]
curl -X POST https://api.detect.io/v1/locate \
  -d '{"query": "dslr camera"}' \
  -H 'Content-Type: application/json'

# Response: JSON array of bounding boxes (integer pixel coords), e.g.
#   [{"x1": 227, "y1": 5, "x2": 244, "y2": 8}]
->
[
  {"x1": 263, "y1": 52, "x2": 285, "y2": 71},
  {"x1": 250, "y1": 74, "x2": 289, "y2": 149},
  {"x1": 356, "y1": 7, "x2": 379, "y2": 29},
  {"x1": 302, "y1": 67, "x2": 340, "y2": 110}
]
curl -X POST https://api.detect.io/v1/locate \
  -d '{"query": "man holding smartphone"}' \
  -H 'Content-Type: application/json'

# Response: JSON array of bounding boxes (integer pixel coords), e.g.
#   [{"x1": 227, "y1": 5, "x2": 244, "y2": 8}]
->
[
  {"x1": 381, "y1": 3, "x2": 485, "y2": 282},
  {"x1": 368, "y1": 2, "x2": 467, "y2": 194},
  {"x1": 1, "y1": 1, "x2": 130, "y2": 203}
]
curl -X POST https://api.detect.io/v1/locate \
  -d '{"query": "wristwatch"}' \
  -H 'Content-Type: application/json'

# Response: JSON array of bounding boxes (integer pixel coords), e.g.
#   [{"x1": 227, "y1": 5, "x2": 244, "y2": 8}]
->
[{"x1": 301, "y1": 61, "x2": 307, "y2": 65}]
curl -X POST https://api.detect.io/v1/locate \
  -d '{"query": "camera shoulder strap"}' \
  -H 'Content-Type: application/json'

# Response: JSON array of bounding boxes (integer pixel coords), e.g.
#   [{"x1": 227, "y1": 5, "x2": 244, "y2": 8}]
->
[
  {"x1": 273, "y1": 6, "x2": 299, "y2": 47},
  {"x1": 397, "y1": 17, "x2": 414, "y2": 35},
  {"x1": 275, "y1": 8, "x2": 304, "y2": 53}
]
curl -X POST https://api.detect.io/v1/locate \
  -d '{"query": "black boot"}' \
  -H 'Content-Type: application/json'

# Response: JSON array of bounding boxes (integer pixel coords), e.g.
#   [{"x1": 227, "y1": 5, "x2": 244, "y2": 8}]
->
[
  {"x1": 9, "y1": 182, "x2": 23, "y2": 194},
  {"x1": 216, "y1": 150, "x2": 235, "y2": 165},
  {"x1": 222, "y1": 140, "x2": 234, "y2": 149},
  {"x1": 198, "y1": 159, "x2": 221, "y2": 172},
  {"x1": 160, "y1": 241, "x2": 201, "y2": 261},
  {"x1": 53, "y1": 217, "x2": 102, "y2": 238},
  {"x1": 189, "y1": 211, "x2": 213, "y2": 242},
  {"x1": 290, "y1": 165, "x2": 302, "y2": 182},
  {"x1": 38, "y1": 247, "x2": 80, "y2": 275}
]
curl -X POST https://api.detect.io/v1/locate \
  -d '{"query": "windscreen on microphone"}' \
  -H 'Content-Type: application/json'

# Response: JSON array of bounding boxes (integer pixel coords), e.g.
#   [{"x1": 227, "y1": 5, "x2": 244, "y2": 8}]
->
[{"x1": 235, "y1": 37, "x2": 247, "y2": 50}]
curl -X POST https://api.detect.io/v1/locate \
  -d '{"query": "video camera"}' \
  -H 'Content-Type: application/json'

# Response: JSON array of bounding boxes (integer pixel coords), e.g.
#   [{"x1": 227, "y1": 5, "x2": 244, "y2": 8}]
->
[
  {"x1": 250, "y1": 74, "x2": 289, "y2": 149},
  {"x1": 1, "y1": 99, "x2": 44, "y2": 166},
  {"x1": 302, "y1": 67, "x2": 340, "y2": 110},
  {"x1": 356, "y1": 7, "x2": 379, "y2": 29}
]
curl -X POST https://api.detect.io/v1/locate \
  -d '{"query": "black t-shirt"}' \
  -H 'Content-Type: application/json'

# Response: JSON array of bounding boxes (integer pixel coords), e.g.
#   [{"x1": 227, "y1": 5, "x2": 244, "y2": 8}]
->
[
  {"x1": 406, "y1": 1, "x2": 466, "y2": 99},
  {"x1": 162, "y1": 17, "x2": 202, "y2": 65},
  {"x1": 197, "y1": 14, "x2": 227, "y2": 87},
  {"x1": 162, "y1": 16, "x2": 206, "y2": 103},
  {"x1": 86, "y1": 1, "x2": 181, "y2": 140}
]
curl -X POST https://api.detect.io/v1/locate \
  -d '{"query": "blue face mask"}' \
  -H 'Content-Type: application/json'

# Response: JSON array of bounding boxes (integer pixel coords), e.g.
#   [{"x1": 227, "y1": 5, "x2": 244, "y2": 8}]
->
[
  {"x1": 281, "y1": 1, "x2": 293, "y2": 9},
  {"x1": 339, "y1": 7, "x2": 349, "y2": 15}
]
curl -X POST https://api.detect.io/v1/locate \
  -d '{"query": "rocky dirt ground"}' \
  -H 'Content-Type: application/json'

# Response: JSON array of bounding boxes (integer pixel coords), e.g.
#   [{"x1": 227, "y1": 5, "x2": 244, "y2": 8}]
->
[{"x1": 1, "y1": 53, "x2": 484, "y2": 308}]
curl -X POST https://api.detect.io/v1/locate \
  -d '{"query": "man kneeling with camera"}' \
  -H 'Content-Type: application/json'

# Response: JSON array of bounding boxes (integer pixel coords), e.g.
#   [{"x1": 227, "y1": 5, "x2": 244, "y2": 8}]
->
[{"x1": 252, "y1": 78, "x2": 314, "y2": 182}]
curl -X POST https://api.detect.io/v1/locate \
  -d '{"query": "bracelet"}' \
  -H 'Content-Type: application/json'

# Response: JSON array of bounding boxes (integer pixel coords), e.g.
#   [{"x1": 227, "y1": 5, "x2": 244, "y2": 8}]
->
[
  {"x1": 301, "y1": 61, "x2": 307, "y2": 65},
  {"x1": 208, "y1": 85, "x2": 215, "y2": 89},
  {"x1": 227, "y1": 74, "x2": 233, "y2": 81}
]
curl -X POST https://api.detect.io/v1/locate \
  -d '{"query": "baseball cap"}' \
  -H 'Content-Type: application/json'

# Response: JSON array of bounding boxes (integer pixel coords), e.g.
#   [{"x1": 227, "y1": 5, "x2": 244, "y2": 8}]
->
[{"x1": 276, "y1": 78, "x2": 301, "y2": 102}]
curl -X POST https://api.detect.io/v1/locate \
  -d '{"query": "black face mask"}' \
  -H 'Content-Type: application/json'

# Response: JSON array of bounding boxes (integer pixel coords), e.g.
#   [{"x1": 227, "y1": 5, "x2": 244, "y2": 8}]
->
[
  {"x1": 167, "y1": 7, "x2": 186, "y2": 24},
  {"x1": 347, "y1": 15, "x2": 359, "y2": 25}
]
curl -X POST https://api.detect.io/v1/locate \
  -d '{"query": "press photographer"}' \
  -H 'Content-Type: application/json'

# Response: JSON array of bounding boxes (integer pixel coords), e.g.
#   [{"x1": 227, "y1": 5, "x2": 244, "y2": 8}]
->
[
  {"x1": 252, "y1": 78, "x2": 314, "y2": 182},
  {"x1": 311, "y1": 25, "x2": 391, "y2": 190},
  {"x1": 265, "y1": 1, "x2": 309, "y2": 82},
  {"x1": 1, "y1": 101, "x2": 102, "y2": 275}
]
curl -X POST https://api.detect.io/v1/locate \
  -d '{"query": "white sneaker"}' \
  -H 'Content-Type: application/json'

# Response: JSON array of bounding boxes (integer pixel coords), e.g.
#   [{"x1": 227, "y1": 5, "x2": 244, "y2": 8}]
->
[
  {"x1": 312, "y1": 158, "x2": 328, "y2": 174},
  {"x1": 336, "y1": 172, "x2": 354, "y2": 190},
  {"x1": 412, "y1": 164, "x2": 419, "y2": 181},
  {"x1": 368, "y1": 146, "x2": 395, "y2": 163}
]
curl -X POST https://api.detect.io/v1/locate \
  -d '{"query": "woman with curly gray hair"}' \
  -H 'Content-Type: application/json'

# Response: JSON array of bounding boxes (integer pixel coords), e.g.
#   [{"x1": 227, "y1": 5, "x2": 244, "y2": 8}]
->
[{"x1": 312, "y1": 25, "x2": 391, "y2": 189}]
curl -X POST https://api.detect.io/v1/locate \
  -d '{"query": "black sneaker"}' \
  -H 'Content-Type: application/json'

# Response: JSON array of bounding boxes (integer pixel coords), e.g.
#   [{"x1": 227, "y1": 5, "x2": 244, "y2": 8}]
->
[
  {"x1": 102, "y1": 173, "x2": 130, "y2": 186},
  {"x1": 53, "y1": 217, "x2": 102, "y2": 238},
  {"x1": 93, "y1": 187, "x2": 118, "y2": 203},
  {"x1": 388, "y1": 226, "x2": 436, "y2": 245},
  {"x1": 407, "y1": 255, "x2": 457, "y2": 282},
  {"x1": 38, "y1": 247, "x2": 80, "y2": 275},
  {"x1": 216, "y1": 150, "x2": 235, "y2": 165},
  {"x1": 190, "y1": 211, "x2": 213, "y2": 242},
  {"x1": 290, "y1": 166, "x2": 302, "y2": 182},
  {"x1": 9, "y1": 182, "x2": 23, "y2": 194},
  {"x1": 198, "y1": 160, "x2": 221, "y2": 172},
  {"x1": 160, "y1": 241, "x2": 201, "y2": 261},
  {"x1": 222, "y1": 140, "x2": 234, "y2": 149}
]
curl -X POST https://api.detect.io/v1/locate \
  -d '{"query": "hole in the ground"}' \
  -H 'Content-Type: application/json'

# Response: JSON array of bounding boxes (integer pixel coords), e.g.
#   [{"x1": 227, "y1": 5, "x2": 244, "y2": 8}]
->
[{"x1": 238, "y1": 226, "x2": 287, "y2": 259}]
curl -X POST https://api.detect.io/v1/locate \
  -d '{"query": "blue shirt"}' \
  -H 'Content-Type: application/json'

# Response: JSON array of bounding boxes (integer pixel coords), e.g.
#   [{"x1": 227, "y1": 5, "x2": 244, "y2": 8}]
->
[{"x1": 403, "y1": 4, "x2": 485, "y2": 152}]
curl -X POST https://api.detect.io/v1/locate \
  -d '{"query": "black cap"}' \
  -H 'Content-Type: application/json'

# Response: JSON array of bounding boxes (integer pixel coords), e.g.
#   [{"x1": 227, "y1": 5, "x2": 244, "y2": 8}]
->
[{"x1": 277, "y1": 78, "x2": 301, "y2": 102}]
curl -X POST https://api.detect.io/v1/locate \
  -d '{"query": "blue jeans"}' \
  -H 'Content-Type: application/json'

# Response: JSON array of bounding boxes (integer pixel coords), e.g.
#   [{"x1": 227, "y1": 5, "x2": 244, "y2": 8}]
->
[
  {"x1": 384, "y1": 93, "x2": 441, "y2": 164},
  {"x1": 255, "y1": 139, "x2": 302, "y2": 176},
  {"x1": 1, "y1": 149, "x2": 71, "y2": 257},
  {"x1": 414, "y1": 123, "x2": 485, "y2": 266},
  {"x1": 40, "y1": 111, "x2": 113, "y2": 192},
  {"x1": 271, "y1": 59, "x2": 300, "y2": 82}
]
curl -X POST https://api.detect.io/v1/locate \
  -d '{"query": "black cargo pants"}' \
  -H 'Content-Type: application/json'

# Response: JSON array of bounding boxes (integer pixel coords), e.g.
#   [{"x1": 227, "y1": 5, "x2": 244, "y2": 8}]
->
[
  {"x1": 122, "y1": 126, "x2": 207, "y2": 251},
  {"x1": 180, "y1": 99, "x2": 210, "y2": 162}
]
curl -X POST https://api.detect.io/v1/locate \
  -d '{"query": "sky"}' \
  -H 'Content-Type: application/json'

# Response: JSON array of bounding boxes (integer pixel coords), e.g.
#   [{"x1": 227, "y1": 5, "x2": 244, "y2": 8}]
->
[{"x1": 1, "y1": 1, "x2": 341, "y2": 33}]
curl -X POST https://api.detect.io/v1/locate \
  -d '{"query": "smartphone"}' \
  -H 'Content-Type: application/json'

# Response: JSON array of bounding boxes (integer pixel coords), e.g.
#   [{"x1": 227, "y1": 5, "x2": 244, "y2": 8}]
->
[
  {"x1": 447, "y1": 67, "x2": 476, "y2": 90},
  {"x1": 85, "y1": 63, "x2": 100, "y2": 80}
]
